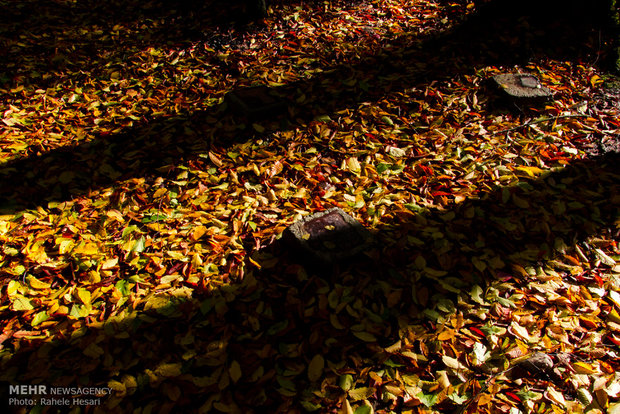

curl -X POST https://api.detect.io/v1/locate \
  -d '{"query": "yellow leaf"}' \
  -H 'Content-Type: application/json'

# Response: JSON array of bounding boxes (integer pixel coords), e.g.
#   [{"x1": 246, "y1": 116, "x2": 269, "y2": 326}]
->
[
  {"x1": 108, "y1": 380, "x2": 126, "y2": 393},
  {"x1": 438, "y1": 329, "x2": 456, "y2": 341},
  {"x1": 442, "y1": 355, "x2": 469, "y2": 371},
  {"x1": 24, "y1": 239, "x2": 48, "y2": 263},
  {"x1": 511, "y1": 264, "x2": 529, "y2": 278},
  {"x1": 437, "y1": 370, "x2": 451, "y2": 389},
  {"x1": 153, "y1": 187, "x2": 167, "y2": 199},
  {"x1": 229, "y1": 360, "x2": 242, "y2": 383},
  {"x1": 346, "y1": 157, "x2": 361, "y2": 174},
  {"x1": 478, "y1": 393, "x2": 493, "y2": 405},
  {"x1": 76, "y1": 288, "x2": 91, "y2": 305},
  {"x1": 308, "y1": 354, "x2": 324, "y2": 382},
  {"x1": 101, "y1": 257, "x2": 119, "y2": 270},
  {"x1": 12, "y1": 296, "x2": 34, "y2": 311},
  {"x1": 191, "y1": 226, "x2": 208, "y2": 241},
  {"x1": 31, "y1": 311, "x2": 49, "y2": 327},
  {"x1": 340, "y1": 398, "x2": 354, "y2": 414},
  {"x1": 106, "y1": 209, "x2": 125, "y2": 222},
  {"x1": 572, "y1": 361, "x2": 597, "y2": 375},
  {"x1": 154, "y1": 362, "x2": 182, "y2": 378},
  {"x1": 0, "y1": 220, "x2": 10, "y2": 235},
  {"x1": 58, "y1": 239, "x2": 74, "y2": 254},
  {"x1": 74, "y1": 242, "x2": 99, "y2": 255},
  {"x1": 353, "y1": 331, "x2": 377, "y2": 342},
  {"x1": 192, "y1": 253, "x2": 203, "y2": 267},
  {"x1": 348, "y1": 387, "x2": 374, "y2": 401},
  {"x1": 88, "y1": 270, "x2": 101, "y2": 284},
  {"x1": 516, "y1": 166, "x2": 544, "y2": 177},
  {"x1": 167, "y1": 250, "x2": 186, "y2": 260},
  {"x1": 509, "y1": 322, "x2": 531, "y2": 342},
  {"x1": 545, "y1": 388, "x2": 566, "y2": 406},
  {"x1": 122, "y1": 375, "x2": 138, "y2": 392},
  {"x1": 27, "y1": 275, "x2": 51, "y2": 290},
  {"x1": 7, "y1": 280, "x2": 21, "y2": 296}
]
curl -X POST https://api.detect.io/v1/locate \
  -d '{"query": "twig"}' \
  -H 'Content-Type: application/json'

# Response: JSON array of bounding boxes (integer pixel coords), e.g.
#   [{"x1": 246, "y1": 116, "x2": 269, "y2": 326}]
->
[{"x1": 490, "y1": 114, "x2": 587, "y2": 136}]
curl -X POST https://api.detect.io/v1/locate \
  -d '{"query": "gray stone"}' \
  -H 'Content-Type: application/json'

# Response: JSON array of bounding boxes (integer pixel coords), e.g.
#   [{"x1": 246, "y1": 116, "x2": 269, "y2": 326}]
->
[
  {"x1": 225, "y1": 85, "x2": 287, "y2": 119},
  {"x1": 283, "y1": 207, "x2": 373, "y2": 264},
  {"x1": 492, "y1": 73, "x2": 553, "y2": 101},
  {"x1": 601, "y1": 134, "x2": 620, "y2": 154}
]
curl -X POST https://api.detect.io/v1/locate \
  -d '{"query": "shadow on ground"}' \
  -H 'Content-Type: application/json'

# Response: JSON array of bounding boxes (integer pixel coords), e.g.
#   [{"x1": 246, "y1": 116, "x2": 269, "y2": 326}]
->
[
  {"x1": 0, "y1": 0, "x2": 263, "y2": 76},
  {"x1": 1, "y1": 152, "x2": 618, "y2": 412},
  {"x1": 0, "y1": 0, "x2": 613, "y2": 211}
]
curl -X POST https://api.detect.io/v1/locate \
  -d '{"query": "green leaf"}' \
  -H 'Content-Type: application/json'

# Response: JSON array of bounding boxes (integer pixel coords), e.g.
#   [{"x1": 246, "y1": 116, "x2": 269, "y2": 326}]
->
[
  {"x1": 12, "y1": 296, "x2": 34, "y2": 311},
  {"x1": 417, "y1": 391, "x2": 438, "y2": 407},
  {"x1": 300, "y1": 401, "x2": 322, "y2": 412},
  {"x1": 276, "y1": 376, "x2": 296, "y2": 391},
  {"x1": 132, "y1": 236, "x2": 146, "y2": 253},
  {"x1": 354, "y1": 405, "x2": 372, "y2": 414},
  {"x1": 7, "y1": 280, "x2": 22, "y2": 296},
  {"x1": 517, "y1": 388, "x2": 542, "y2": 401},
  {"x1": 122, "y1": 225, "x2": 140, "y2": 238},
  {"x1": 308, "y1": 354, "x2": 324, "y2": 382},
  {"x1": 353, "y1": 331, "x2": 377, "y2": 342},
  {"x1": 383, "y1": 359, "x2": 404, "y2": 368},
  {"x1": 141, "y1": 214, "x2": 166, "y2": 224},
  {"x1": 381, "y1": 115, "x2": 394, "y2": 126},
  {"x1": 339, "y1": 374, "x2": 354, "y2": 391},
  {"x1": 115, "y1": 280, "x2": 131, "y2": 296},
  {"x1": 376, "y1": 163, "x2": 391, "y2": 174},
  {"x1": 31, "y1": 311, "x2": 49, "y2": 326},
  {"x1": 448, "y1": 392, "x2": 469, "y2": 404},
  {"x1": 267, "y1": 319, "x2": 289, "y2": 335},
  {"x1": 470, "y1": 285, "x2": 485, "y2": 305},
  {"x1": 348, "y1": 387, "x2": 374, "y2": 401},
  {"x1": 154, "y1": 362, "x2": 183, "y2": 378},
  {"x1": 314, "y1": 114, "x2": 332, "y2": 122},
  {"x1": 69, "y1": 304, "x2": 90, "y2": 318}
]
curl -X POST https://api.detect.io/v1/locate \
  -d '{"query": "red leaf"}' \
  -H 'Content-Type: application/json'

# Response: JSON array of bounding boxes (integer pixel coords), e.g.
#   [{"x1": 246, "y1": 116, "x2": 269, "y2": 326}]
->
[
  {"x1": 469, "y1": 326, "x2": 486, "y2": 338},
  {"x1": 505, "y1": 391, "x2": 521, "y2": 402}
]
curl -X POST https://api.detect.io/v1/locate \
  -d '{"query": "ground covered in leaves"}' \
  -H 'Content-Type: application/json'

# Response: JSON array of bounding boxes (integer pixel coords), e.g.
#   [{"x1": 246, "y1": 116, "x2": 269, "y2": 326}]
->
[{"x1": 1, "y1": 0, "x2": 620, "y2": 413}]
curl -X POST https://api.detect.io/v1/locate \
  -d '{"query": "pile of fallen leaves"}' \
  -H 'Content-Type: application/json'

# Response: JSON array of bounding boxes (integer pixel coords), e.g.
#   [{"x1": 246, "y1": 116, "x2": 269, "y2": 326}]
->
[{"x1": 1, "y1": 0, "x2": 619, "y2": 413}]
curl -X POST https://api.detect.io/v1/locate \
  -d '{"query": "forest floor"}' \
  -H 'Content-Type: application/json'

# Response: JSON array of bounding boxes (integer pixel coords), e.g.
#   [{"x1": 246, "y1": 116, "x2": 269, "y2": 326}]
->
[{"x1": 1, "y1": 0, "x2": 620, "y2": 413}]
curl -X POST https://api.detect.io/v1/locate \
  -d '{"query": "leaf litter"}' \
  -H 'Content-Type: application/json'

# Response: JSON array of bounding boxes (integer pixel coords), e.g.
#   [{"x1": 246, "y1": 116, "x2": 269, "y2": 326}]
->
[{"x1": 1, "y1": 0, "x2": 620, "y2": 413}]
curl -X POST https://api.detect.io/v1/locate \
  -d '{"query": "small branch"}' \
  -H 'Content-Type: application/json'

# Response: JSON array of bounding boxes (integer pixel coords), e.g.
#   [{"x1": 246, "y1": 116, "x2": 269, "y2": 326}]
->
[{"x1": 490, "y1": 114, "x2": 587, "y2": 136}]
